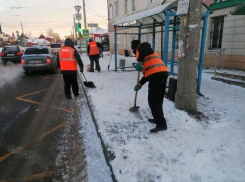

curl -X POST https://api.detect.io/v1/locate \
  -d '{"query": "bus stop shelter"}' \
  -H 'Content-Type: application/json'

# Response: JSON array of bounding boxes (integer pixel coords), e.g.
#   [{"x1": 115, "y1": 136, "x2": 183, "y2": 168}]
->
[
  {"x1": 112, "y1": 1, "x2": 211, "y2": 93},
  {"x1": 231, "y1": 2, "x2": 245, "y2": 15}
]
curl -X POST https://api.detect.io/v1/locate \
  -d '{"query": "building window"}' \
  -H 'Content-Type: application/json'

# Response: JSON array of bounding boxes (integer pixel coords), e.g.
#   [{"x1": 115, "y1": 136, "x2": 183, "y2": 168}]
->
[
  {"x1": 132, "y1": 0, "x2": 136, "y2": 12},
  {"x1": 109, "y1": 5, "x2": 113, "y2": 20},
  {"x1": 125, "y1": 0, "x2": 128, "y2": 14},
  {"x1": 115, "y1": 2, "x2": 119, "y2": 18},
  {"x1": 148, "y1": 0, "x2": 156, "y2": 5},
  {"x1": 210, "y1": 16, "x2": 224, "y2": 49}
]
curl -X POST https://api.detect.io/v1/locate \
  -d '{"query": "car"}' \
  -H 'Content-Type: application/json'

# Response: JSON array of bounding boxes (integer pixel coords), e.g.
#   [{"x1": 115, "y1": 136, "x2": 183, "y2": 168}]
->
[
  {"x1": 21, "y1": 46, "x2": 57, "y2": 74},
  {"x1": 0, "y1": 45, "x2": 25, "y2": 65},
  {"x1": 50, "y1": 43, "x2": 62, "y2": 55}
]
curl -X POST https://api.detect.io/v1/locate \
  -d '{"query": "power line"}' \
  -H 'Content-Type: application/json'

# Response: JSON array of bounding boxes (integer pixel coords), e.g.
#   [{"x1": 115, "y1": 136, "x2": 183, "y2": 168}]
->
[
  {"x1": 13, "y1": 0, "x2": 21, "y2": 8},
  {"x1": 6, "y1": 0, "x2": 15, "y2": 7}
]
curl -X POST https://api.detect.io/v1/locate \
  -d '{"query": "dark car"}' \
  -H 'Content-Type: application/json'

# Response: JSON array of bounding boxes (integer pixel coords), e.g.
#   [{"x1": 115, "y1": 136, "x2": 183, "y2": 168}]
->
[
  {"x1": 21, "y1": 46, "x2": 57, "y2": 74},
  {"x1": 0, "y1": 45, "x2": 25, "y2": 65}
]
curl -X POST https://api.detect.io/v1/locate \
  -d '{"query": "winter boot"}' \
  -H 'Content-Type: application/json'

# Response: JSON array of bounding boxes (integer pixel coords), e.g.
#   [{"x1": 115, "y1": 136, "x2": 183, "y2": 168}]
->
[
  {"x1": 148, "y1": 119, "x2": 156, "y2": 124},
  {"x1": 150, "y1": 126, "x2": 167, "y2": 133},
  {"x1": 65, "y1": 95, "x2": 72, "y2": 100}
]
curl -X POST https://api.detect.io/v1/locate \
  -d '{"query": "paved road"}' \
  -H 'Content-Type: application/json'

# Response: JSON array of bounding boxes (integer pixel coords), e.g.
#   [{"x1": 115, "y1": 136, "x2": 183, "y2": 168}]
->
[{"x1": 0, "y1": 66, "x2": 87, "y2": 182}]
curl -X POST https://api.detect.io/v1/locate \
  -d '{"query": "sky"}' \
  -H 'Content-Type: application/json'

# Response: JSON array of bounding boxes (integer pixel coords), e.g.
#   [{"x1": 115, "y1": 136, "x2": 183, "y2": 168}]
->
[{"x1": 0, "y1": 0, "x2": 108, "y2": 39}]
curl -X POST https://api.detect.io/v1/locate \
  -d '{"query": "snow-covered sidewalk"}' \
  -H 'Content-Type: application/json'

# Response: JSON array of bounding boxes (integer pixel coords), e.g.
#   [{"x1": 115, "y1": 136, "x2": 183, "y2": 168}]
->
[{"x1": 80, "y1": 53, "x2": 245, "y2": 182}]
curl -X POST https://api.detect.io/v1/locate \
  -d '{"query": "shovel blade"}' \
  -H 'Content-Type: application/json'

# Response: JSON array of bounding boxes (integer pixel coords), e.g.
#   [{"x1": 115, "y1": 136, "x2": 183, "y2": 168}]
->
[
  {"x1": 84, "y1": 81, "x2": 96, "y2": 88},
  {"x1": 129, "y1": 106, "x2": 140, "y2": 112}
]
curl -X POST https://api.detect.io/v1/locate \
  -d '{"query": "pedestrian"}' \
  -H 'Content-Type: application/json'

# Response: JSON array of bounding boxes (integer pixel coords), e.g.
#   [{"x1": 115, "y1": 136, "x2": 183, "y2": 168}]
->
[
  {"x1": 57, "y1": 38, "x2": 84, "y2": 100},
  {"x1": 87, "y1": 38, "x2": 103, "y2": 72},
  {"x1": 134, "y1": 42, "x2": 168, "y2": 133}
]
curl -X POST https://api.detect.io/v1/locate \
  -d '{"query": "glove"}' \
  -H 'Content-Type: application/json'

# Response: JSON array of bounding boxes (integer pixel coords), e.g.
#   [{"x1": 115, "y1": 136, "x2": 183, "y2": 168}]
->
[
  {"x1": 80, "y1": 67, "x2": 84, "y2": 73},
  {"x1": 135, "y1": 63, "x2": 144, "y2": 72},
  {"x1": 134, "y1": 83, "x2": 142, "y2": 92}
]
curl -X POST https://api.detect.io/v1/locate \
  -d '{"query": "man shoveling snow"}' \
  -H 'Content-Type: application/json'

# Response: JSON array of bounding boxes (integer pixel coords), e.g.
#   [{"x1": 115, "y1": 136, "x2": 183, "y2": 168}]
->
[{"x1": 134, "y1": 42, "x2": 169, "y2": 133}]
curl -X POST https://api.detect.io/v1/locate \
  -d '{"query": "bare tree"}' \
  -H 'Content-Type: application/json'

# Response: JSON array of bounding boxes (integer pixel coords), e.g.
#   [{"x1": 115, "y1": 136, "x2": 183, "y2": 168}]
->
[
  {"x1": 26, "y1": 31, "x2": 32, "y2": 38},
  {"x1": 175, "y1": 0, "x2": 203, "y2": 113},
  {"x1": 53, "y1": 33, "x2": 61, "y2": 42},
  {"x1": 46, "y1": 28, "x2": 54, "y2": 36}
]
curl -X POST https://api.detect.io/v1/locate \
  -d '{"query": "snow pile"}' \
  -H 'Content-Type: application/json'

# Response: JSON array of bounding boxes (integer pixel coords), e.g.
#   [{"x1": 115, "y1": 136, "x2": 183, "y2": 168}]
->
[{"x1": 80, "y1": 53, "x2": 245, "y2": 182}]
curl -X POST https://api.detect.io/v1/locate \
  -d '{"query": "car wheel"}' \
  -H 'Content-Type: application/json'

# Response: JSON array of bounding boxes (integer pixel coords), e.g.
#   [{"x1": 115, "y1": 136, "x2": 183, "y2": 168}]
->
[
  {"x1": 2, "y1": 61, "x2": 7, "y2": 66},
  {"x1": 24, "y1": 71, "x2": 29, "y2": 75}
]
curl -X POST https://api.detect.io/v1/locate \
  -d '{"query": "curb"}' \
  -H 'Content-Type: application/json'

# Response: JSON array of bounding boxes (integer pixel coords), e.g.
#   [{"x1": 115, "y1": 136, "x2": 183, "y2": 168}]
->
[{"x1": 78, "y1": 73, "x2": 118, "y2": 182}]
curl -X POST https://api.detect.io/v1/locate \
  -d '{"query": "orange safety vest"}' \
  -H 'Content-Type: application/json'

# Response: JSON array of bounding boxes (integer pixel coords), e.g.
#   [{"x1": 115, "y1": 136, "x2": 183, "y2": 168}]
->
[
  {"x1": 59, "y1": 47, "x2": 77, "y2": 71},
  {"x1": 136, "y1": 50, "x2": 139, "y2": 60},
  {"x1": 142, "y1": 52, "x2": 168, "y2": 78},
  {"x1": 89, "y1": 42, "x2": 100, "y2": 56}
]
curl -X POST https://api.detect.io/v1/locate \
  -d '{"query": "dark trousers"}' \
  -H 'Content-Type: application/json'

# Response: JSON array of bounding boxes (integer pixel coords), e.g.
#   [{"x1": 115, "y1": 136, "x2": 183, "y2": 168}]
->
[
  {"x1": 148, "y1": 75, "x2": 168, "y2": 128},
  {"x1": 63, "y1": 73, "x2": 79, "y2": 97},
  {"x1": 89, "y1": 56, "x2": 101, "y2": 71}
]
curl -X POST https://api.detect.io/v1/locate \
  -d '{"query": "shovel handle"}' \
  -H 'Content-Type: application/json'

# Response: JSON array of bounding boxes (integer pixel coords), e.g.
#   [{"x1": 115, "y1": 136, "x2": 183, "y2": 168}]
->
[
  {"x1": 134, "y1": 71, "x2": 141, "y2": 107},
  {"x1": 82, "y1": 72, "x2": 88, "y2": 82}
]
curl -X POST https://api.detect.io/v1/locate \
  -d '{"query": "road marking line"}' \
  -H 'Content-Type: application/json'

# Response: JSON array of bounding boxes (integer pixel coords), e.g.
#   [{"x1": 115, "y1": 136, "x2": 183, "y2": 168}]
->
[
  {"x1": 38, "y1": 76, "x2": 62, "y2": 80},
  {"x1": 15, "y1": 87, "x2": 71, "y2": 113},
  {"x1": 0, "y1": 171, "x2": 55, "y2": 182},
  {"x1": 0, "y1": 120, "x2": 72, "y2": 163},
  {"x1": 17, "y1": 87, "x2": 54, "y2": 99},
  {"x1": 24, "y1": 171, "x2": 54, "y2": 181},
  {"x1": 16, "y1": 97, "x2": 71, "y2": 113}
]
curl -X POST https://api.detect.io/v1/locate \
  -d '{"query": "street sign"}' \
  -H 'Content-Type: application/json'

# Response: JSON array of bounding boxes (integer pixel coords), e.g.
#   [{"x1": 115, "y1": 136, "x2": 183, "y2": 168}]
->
[
  {"x1": 88, "y1": 23, "x2": 98, "y2": 28},
  {"x1": 75, "y1": 13, "x2": 82, "y2": 20},
  {"x1": 82, "y1": 29, "x2": 90, "y2": 38},
  {"x1": 74, "y1": 5, "x2": 81, "y2": 13},
  {"x1": 176, "y1": 0, "x2": 190, "y2": 16}
]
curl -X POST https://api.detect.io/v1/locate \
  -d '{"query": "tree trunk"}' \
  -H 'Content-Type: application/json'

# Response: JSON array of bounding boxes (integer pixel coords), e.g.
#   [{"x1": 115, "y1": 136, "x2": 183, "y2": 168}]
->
[{"x1": 175, "y1": 0, "x2": 202, "y2": 113}]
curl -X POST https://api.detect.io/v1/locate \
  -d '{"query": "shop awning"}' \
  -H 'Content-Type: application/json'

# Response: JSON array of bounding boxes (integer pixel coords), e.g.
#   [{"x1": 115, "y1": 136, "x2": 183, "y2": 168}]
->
[
  {"x1": 112, "y1": 1, "x2": 210, "y2": 27},
  {"x1": 231, "y1": 3, "x2": 245, "y2": 15}
]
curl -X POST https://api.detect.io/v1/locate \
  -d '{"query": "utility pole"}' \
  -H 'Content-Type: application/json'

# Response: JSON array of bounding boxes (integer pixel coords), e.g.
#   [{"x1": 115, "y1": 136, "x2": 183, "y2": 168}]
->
[
  {"x1": 21, "y1": 23, "x2": 26, "y2": 47},
  {"x1": 73, "y1": 15, "x2": 77, "y2": 44},
  {"x1": 83, "y1": 0, "x2": 87, "y2": 29},
  {"x1": 175, "y1": 0, "x2": 202, "y2": 113},
  {"x1": 83, "y1": 0, "x2": 88, "y2": 52}
]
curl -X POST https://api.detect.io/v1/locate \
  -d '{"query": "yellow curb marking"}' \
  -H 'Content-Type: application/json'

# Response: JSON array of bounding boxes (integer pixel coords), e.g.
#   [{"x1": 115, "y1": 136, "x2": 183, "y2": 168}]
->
[{"x1": 0, "y1": 120, "x2": 72, "y2": 163}]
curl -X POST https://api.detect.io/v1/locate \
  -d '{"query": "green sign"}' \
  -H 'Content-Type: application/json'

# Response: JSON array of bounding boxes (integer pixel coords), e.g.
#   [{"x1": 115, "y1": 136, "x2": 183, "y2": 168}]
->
[{"x1": 82, "y1": 29, "x2": 90, "y2": 38}]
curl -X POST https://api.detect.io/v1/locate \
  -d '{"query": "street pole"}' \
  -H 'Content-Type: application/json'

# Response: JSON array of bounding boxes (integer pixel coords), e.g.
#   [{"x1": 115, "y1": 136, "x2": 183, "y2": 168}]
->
[
  {"x1": 90, "y1": 22, "x2": 92, "y2": 40},
  {"x1": 175, "y1": 0, "x2": 203, "y2": 113},
  {"x1": 77, "y1": 14, "x2": 82, "y2": 51},
  {"x1": 21, "y1": 23, "x2": 26, "y2": 47},
  {"x1": 73, "y1": 15, "x2": 77, "y2": 44},
  {"x1": 83, "y1": 0, "x2": 88, "y2": 52}
]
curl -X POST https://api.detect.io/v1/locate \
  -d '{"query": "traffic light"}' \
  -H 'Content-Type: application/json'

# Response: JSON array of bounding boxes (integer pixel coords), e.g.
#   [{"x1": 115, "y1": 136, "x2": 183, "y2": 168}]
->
[{"x1": 78, "y1": 23, "x2": 82, "y2": 37}]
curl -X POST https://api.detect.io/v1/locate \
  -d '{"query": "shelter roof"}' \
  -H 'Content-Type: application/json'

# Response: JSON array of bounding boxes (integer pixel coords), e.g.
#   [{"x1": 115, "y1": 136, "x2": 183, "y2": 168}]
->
[{"x1": 113, "y1": 1, "x2": 210, "y2": 27}]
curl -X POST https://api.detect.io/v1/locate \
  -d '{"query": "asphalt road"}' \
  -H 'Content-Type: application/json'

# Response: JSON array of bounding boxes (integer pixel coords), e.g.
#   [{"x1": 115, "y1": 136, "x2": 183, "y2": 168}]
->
[{"x1": 0, "y1": 65, "x2": 87, "y2": 182}]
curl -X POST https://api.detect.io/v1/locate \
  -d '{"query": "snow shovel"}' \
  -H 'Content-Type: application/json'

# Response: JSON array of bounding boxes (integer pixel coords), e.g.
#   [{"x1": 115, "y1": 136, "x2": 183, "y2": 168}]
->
[
  {"x1": 129, "y1": 71, "x2": 140, "y2": 112},
  {"x1": 82, "y1": 73, "x2": 96, "y2": 88},
  {"x1": 108, "y1": 54, "x2": 113, "y2": 71}
]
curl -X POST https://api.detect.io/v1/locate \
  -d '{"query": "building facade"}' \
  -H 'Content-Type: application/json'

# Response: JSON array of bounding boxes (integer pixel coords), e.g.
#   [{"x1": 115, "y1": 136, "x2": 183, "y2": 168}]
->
[{"x1": 108, "y1": 0, "x2": 245, "y2": 71}]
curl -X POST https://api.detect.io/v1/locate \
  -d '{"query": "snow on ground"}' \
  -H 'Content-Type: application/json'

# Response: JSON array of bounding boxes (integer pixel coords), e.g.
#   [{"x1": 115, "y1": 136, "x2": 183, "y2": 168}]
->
[
  {"x1": 77, "y1": 79, "x2": 113, "y2": 182},
  {"x1": 204, "y1": 68, "x2": 245, "y2": 77},
  {"x1": 80, "y1": 52, "x2": 245, "y2": 182}
]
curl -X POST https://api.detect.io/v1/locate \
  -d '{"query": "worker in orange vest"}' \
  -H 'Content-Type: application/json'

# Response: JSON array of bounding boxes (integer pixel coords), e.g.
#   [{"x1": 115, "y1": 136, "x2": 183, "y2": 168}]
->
[
  {"x1": 58, "y1": 38, "x2": 84, "y2": 100},
  {"x1": 87, "y1": 38, "x2": 103, "y2": 72},
  {"x1": 134, "y1": 42, "x2": 169, "y2": 133}
]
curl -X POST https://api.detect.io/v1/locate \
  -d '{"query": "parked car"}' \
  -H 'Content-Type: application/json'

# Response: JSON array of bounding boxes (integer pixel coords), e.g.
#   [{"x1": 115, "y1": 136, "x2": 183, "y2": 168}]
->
[
  {"x1": 21, "y1": 46, "x2": 57, "y2": 74},
  {"x1": 0, "y1": 45, "x2": 25, "y2": 65},
  {"x1": 50, "y1": 43, "x2": 62, "y2": 55}
]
